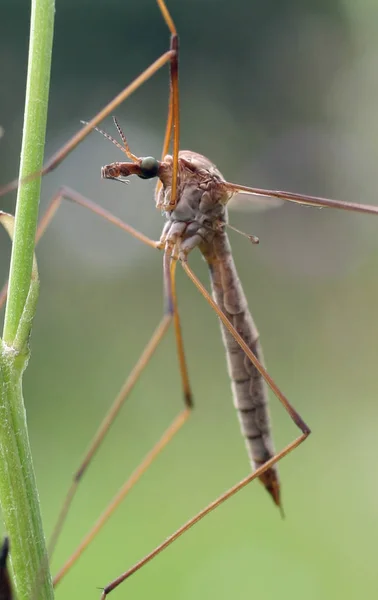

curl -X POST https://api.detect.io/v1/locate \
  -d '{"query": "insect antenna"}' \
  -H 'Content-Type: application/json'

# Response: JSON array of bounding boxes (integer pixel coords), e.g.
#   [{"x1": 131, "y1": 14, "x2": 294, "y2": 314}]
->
[
  {"x1": 111, "y1": 116, "x2": 138, "y2": 160},
  {"x1": 80, "y1": 119, "x2": 138, "y2": 162}
]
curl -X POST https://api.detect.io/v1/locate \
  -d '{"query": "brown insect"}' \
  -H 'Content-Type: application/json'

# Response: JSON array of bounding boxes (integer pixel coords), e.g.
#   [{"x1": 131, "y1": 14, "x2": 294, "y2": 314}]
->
[{"x1": 1, "y1": 1, "x2": 377, "y2": 597}]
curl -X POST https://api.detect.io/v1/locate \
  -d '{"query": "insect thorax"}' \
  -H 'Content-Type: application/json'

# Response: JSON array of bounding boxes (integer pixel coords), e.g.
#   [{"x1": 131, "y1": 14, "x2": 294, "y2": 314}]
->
[{"x1": 157, "y1": 151, "x2": 232, "y2": 256}]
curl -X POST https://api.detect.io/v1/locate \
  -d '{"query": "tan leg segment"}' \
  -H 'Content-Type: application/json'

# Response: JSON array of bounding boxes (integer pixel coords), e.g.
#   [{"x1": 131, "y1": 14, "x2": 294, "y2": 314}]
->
[
  {"x1": 100, "y1": 431, "x2": 307, "y2": 598},
  {"x1": 0, "y1": 186, "x2": 159, "y2": 311},
  {"x1": 0, "y1": 50, "x2": 174, "y2": 198},
  {"x1": 181, "y1": 260, "x2": 310, "y2": 436},
  {"x1": 48, "y1": 315, "x2": 172, "y2": 564},
  {"x1": 51, "y1": 215, "x2": 195, "y2": 586},
  {"x1": 53, "y1": 407, "x2": 191, "y2": 587}
]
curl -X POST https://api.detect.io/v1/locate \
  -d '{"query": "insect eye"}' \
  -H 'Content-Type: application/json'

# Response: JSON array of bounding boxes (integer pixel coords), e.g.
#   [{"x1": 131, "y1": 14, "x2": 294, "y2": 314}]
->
[{"x1": 139, "y1": 156, "x2": 159, "y2": 179}]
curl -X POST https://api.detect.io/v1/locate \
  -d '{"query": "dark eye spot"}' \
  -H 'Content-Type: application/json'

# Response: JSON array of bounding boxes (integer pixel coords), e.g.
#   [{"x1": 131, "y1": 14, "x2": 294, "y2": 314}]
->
[{"x1": 139, "y1": 156, "x2": 159, "y2": 179}]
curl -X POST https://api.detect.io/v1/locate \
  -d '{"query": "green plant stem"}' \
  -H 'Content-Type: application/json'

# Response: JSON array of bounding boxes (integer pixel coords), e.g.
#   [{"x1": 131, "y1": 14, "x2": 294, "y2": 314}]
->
[
  {"x1": 3, "y1": 0, "x2": 54, "y2": 345},
  {"x1": 0, "y1": 0, "x2": 55, "y2": 598}
]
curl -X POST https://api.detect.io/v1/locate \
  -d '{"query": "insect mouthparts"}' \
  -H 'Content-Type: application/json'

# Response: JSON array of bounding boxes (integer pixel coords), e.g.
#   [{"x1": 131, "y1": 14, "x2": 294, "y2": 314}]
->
[{"x1": 101, "y1": 164, "x2": 126, "y2": 180}]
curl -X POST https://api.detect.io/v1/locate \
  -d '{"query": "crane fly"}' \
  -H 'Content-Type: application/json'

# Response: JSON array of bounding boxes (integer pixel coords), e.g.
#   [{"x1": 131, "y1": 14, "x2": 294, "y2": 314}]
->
[{"x1": 1, "y1": 0, "x2": 378, "y2": 597}]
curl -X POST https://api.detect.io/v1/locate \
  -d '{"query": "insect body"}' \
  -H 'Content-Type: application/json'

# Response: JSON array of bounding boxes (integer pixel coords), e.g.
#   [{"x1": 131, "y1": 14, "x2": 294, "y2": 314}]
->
[{"x1": 102, "y1": 147, "x2": 298, "y2": 510}]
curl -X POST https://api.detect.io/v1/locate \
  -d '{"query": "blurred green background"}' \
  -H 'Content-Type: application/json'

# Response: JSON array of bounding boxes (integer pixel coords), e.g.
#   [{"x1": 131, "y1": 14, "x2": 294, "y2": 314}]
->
[{"x1": 1, "y1": 0, "x2": 378, "y2": 598}]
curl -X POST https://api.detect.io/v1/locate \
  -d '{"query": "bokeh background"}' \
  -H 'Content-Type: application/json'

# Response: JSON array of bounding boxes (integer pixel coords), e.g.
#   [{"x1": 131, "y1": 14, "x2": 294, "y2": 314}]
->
[{"x1": 1, "y1": 0, "x2": 378, "y2": 598}]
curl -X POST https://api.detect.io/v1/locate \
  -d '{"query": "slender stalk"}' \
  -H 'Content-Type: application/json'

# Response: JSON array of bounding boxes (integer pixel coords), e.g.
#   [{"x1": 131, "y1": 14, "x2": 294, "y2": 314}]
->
[
  {"x1": 3, "y1": 0, "x2": 54, "y2": 345},
  {"x1": 0, "y1": 0, "x2": 55, "y2": 598}
]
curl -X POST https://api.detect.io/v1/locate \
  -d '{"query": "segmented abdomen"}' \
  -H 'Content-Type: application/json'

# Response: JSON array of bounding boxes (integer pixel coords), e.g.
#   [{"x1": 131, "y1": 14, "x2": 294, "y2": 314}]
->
[{"x1": 202, "y1": 231, "x2": 280, "y2": 507}]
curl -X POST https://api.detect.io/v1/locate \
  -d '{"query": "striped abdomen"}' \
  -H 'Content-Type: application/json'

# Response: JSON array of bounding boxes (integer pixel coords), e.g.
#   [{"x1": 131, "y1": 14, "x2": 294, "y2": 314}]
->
[{"x1": 202, "y1": 231, "x2": 280, "y2": 507}]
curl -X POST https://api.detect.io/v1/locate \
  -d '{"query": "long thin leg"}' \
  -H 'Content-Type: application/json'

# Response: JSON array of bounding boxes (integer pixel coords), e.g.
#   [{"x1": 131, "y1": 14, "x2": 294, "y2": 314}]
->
[
  {"x1": 163, "y1": 248, "x2": 193, "y2": 407},
  {"x1": 4, "y1": 187, "x2": 167, "y2": 568},
  {"x1": 1, "y1": 184, "x2": 195, "y2": 589},
  {"x1": 0, "y1": 186, "x2": 159, "y2": 311},
  {"x1": 154, "y1": 5, "x2": 180, "y2": 208},
  {"x1": 0, "y1": 51, "x2": 174, "y2": 198},
  {"x1": 168, "y1": 33, "x2": 180, "y2": 209},
  {"x1": 158, "y1": 0, "x2": 177, "y2": 162},
  {"x1": 1, "y1": 182, "x2": 173, "y2": 600},
  {"x1": 0, "y1": 195, "x2": 62, "y2": 307},
  {"x1": 53, "y1": 250, "x2": 194, "y2": 585},
  {"x1": 154, "y1": 71, "x2": 173, "y2": 200},
  {"x1": 181, "y1": 260, "x2": 310, "y2": 436},
  {"x1": 48, "y1": 315, "x2": 172, "y2": 562},
  {"x1": 154, "y1": 0, "x2": 180, "y2": 210},
  {"x1": 0, "y1": 1, "x2": 179, "y2": 199},
  {"x1": 169, "y1": 259, "x2": 193, "y2": 407},
  {"x1": 1, "y1": 184, "x2": 167, "y2": 582},
  {"x1": 99, "y1": 431, "x2": 307, "y2": 598},
  {"x1": 53, "y1": 408, "x2": 190, "y2": 586},
  {"x1": 90, "y1": 259, "x2": 310, "y2": 596},
  {"x1": 48, "y1": 186, "x2": 159, "y2": 249},
  {"x1": 0, "y1": 280, "x2": 9, "y2": 310},
  {"x1": 160, "y1": 88, "x2": 173, "y2": 163}
]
